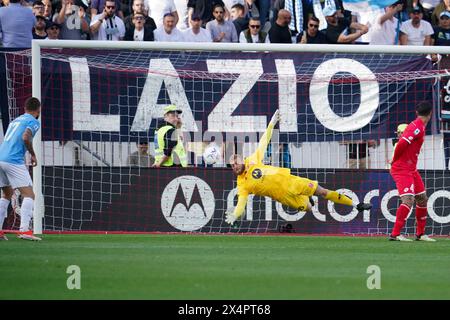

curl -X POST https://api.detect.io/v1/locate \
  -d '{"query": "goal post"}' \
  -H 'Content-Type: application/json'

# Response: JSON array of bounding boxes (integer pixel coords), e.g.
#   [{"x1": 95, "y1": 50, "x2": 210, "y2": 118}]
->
[{"x1": 26, "y1": 40, "x2": 450, "y2": 235}]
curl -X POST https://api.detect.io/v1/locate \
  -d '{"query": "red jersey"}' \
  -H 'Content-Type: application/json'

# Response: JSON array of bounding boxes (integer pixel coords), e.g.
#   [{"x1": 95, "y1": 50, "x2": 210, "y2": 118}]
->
[{"x1": 391, "y1": 118, "x2": 425, "y2": 172}]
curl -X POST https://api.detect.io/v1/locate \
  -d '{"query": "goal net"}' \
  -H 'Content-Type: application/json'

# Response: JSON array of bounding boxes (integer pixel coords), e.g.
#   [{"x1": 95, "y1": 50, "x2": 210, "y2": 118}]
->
[{"x1": 2, "y1": 42, "x2": 449, "y2": 236}]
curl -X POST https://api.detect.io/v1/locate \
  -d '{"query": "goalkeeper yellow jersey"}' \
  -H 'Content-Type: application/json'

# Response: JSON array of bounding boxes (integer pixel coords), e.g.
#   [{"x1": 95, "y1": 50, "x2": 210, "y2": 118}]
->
[{"x1": 232, "y1": 123, "x2": 318, "y2": 219}]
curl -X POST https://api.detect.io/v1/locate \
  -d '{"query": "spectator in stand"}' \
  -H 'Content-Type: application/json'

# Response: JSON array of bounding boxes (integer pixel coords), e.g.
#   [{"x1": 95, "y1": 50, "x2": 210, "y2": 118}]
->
[
  {"x1": 224, "y1": 0, "x2": 244, "y2": 13},
  {"x1": 404, "y1": 1, "x2": 431, "y2": 22},
  {"x1": 369, "y1": 1, "x2": 403, "y2": 45},
  {"x1": 206, "y1": 3, "x2": 238, "y2": 42},
  {"x1": 399, "y1": 5, "x2": 434, "y2": 45},
  {"x1": 243, "y1": 0, "x2": 259, "y2": 20},
  {"x1": 174, "y1": 0, "x2": 189, "y2": 30},
  {"x1": 54, "y1": 0, "x2": 90, "y2": 40},
  {"x1": 323, "y1": 4, "x2": 369, "y2": 44},
  {"x1": 121, "y1": 0, "x2": 133, "y2": 17},
  {"x1": 90, "y1": 0, "x2": 126, "y2": 40},
  {"x1": 268, "y1": 8, "x2": 293, "y2": 43},
  {"x1": 432, "y1": 10, "x2": 450, "y2": 45},
  {"x1": 239, "y1": 16, "x2": 270, "y2": 42},
  {"x1": 297, "y1": 15, "x2": 327, "y2": 43},
  {"x1": 145, "y1": 0, "x2": 179, "y2": 28},
  {"x1": 32, "y1": 0, "x2": 45, "y2": 17},
  {"x1": 45, "y1": 20, "x2": 61, "y2": 39},
  {"x1": 421, "y1": 0, "x2": 440, "y2": 22},
  {"x1": 352, "y1": 5, "x2": 384, "y2": 44},
  {"x1": 272, "y1": 0, "x2": 312, "y2": 40},
  {"x1": 123, "y1": 0, "x2": 156, "y2": 32},
  {"x1": 256, "y1": 0, "x2": 270, "y2": 26},
  {"x1": 33, "y1": 15, "x2": 48, "y2": 39},
  {"x1": 42, "y1": 0, "x2": 52, "y2": 19},
  {"x1": 0, "y1": 0, "x2": 36, "y2": 48},
  {"x1": 182, "y1": 13, "x2": 212, "y2": 42},
  {"x1": 431, "y1": 0, "x2": 450, "y2": 26},
  {"x1": 187, "y1": 0, "x2": 225, "y2": 27},
  {"x1": 154, "y1": 12, "x2": 184, "y2": 41},
  {"x1": 127, "y1": 140, "x2": 155, "y2": 167},
  {"x1": 231, "y1": 3, "x2": 249, "y2": 36},
  {"x1": 124, "y1": 12, "x2": 154, "y2": 41},
  {"x1": 91, "y1": 0, "x2": 124, "y2": 19}
]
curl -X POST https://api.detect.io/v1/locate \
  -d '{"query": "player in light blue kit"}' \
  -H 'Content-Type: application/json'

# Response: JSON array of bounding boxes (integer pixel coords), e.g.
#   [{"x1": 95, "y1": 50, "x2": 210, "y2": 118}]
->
[{"x1": 0, "y1": 97, "x2": 41, "y2": 241}]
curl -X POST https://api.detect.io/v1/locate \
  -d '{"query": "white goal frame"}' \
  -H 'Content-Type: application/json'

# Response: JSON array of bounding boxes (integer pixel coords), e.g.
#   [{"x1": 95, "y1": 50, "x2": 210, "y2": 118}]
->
[{"x1": 31, "y1": 40, "x2": 450, "y2": 234}]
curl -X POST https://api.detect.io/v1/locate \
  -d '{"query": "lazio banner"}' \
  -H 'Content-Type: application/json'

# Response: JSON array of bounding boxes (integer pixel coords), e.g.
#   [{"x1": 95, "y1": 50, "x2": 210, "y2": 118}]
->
[{"x1": 1, "y1": 49, "x2": 436, "y2": 143}]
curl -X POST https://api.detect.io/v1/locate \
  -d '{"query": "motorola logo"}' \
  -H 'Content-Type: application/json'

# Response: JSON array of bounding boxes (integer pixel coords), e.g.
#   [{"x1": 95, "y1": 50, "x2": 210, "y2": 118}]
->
[{"x1": 161, "y1": 176, "x2": 215, "y2": 231}]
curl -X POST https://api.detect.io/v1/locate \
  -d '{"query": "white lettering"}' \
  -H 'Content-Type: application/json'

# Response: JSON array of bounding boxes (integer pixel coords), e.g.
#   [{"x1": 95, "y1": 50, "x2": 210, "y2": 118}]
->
[
  {"x1": 366, "y1": 265, "x2": 381, "y2": 290},
  {"x1": 131, "y1": 59, "x2": 197, "y2": 132},
  {"x1": 65, "y1": 5, "x2": 81, "y2": 30},
  {"x1": 70, "y1": 57, "x2": 120, "y2": 131},
  {"x1": 328, "y1": 188, "x2": 359, "y2": 222},
  {"x1": 380, "y1": 190, "x2": 398, "y2": 223},
  {"x1": 275, "y1": 59, "x2": 297, "y2": 131},
  {"x1": 427, "y1": 190, "x2": 450, "y2": 224},
  {"x1": 66, "y1": 265, "x2": 81, "y2": 290},
  {"x1": 226, "y1": 188, "x2": 449, "y2": 225},
  {"x1": 207, "y1": 59, "x2": 264, "y2": 132},
  {"x1": 275, "y1": 202, "x2": 306, "y2": 221},
  {"x1": 363, "y1": 190, "x2": 378, "y2": 222},
  {"x1": 309, "y1": 58, "x2": 379, "y2": 132}
]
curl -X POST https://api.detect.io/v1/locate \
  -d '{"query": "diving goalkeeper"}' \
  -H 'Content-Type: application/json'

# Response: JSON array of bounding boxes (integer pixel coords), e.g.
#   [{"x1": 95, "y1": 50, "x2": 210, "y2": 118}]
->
[{"x1": 225, "y1": 110, "x2": 372, "y2": 226}]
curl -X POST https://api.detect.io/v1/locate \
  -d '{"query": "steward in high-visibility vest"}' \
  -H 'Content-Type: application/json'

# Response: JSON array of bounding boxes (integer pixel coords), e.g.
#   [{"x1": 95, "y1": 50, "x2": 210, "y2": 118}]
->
[{"x1": 153, "y1": 104, "x2": 188, "y2": 167}]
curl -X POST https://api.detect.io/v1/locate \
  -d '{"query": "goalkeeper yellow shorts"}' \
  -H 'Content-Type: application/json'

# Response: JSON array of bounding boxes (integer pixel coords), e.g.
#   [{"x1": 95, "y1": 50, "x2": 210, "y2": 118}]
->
[{"x1": 280, "y1": 176, "x2": 318, "y2": 211}]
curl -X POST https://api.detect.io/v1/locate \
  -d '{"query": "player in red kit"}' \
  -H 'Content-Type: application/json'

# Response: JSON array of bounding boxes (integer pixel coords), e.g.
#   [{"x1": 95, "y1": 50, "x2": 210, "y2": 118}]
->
[{"x1": 389, "y1": 102, "x2": 436, "y2": 242}]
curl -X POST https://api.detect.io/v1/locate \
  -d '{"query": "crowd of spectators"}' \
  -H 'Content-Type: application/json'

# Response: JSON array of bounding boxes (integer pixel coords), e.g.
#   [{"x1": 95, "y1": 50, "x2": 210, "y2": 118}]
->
[{"x1": 0, "y1": 0, "x2": 449, "y2": 48}]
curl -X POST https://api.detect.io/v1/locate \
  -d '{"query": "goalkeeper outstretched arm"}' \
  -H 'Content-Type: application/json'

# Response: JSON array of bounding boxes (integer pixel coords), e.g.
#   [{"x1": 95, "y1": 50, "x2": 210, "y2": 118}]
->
[
  {"x1": 253, "y1": 110, "x2": 279, "y2": 163},
  {"x1": 225, "y1": 110, "x2": 280, "y2": 225},
  {"x1": 225, "y1": 194, "x2": 248, "y2": 225}
]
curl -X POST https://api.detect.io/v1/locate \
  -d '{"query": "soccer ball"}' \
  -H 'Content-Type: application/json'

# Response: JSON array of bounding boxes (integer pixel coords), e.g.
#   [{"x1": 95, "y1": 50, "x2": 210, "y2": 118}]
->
[{"x1": 203, "y1": 143, "x2": 221, "y2": 165}]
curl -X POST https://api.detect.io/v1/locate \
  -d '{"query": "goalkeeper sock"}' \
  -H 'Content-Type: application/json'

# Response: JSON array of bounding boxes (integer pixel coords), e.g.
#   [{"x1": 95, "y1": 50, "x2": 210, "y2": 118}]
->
[
  {"x1": 325, "y1": 191, "x2": 353, "y2": 206},
  {"x1": 391, "y1": 204, "x2": 411, "y2": 237},
  {"x1": 0, "y1": 198, "x2": 10, "y2": 229},
  {"x1": 19, "y1": 198, "x2": 34, "y2": 232},
  {"x1": 415, "y1": 205, "x2": 427, "y2": 236}
]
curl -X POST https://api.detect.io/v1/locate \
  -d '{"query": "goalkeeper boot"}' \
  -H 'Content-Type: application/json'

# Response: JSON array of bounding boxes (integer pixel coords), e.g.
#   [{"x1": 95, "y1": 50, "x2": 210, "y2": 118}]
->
[
  {"x1": 0, "y1": 231, "x2": 8, "y2": 241},
  {"x1": 17, "y1": 230, "x2": 42, "y2": 241},
  {"x1": 415, "y1": 234, "x2": 436, "y2": 242},
  {"x1": 356, "y1": 203, "x2": 372, "y2": 212},
  {"x1": 389, "y1": 234, "x2": 412, "y2": 242},
  {"x1": 309, "y1": 197, "x2": 315, "y2": 207}
]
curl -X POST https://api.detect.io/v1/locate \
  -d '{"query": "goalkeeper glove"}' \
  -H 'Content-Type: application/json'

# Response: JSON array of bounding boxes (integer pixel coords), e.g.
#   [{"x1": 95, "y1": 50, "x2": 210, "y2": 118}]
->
[
  {"x1": 225, "y1": 210, "x2": 237, "y2": 225},
  {"x1": 269, "y1": 109, "x2": 280, "y2": 126}
]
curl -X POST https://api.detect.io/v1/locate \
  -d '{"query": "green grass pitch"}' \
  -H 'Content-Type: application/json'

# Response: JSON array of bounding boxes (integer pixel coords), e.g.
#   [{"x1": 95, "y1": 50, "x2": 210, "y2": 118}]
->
[{"x1": 1, "y1": 234, "x2": 449, "y2": 300}]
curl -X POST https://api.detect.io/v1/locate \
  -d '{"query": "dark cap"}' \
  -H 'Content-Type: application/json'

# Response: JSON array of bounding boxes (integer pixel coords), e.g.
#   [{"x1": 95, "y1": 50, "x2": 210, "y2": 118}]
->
[
  {"x1": 191, "y1": 13, "x2": 202, "y2": 20},
  {"x1": 32, "y1": 0, "x2": 44, "y2": 6},
  {"x1": 46, "y1": 20, "x2": 61, "y2": 30},
  {"x1": 412, "y1": 5, "x2": 422, "y2": 13},
  {"x1": 138, "y1": 138, "x2": 148, "y2": 145}
]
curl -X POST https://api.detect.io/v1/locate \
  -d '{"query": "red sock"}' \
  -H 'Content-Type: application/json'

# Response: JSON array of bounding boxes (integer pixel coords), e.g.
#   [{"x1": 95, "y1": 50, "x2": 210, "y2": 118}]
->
[
  {"x1": 391, "y1": 204, "x2": 411, "y2": 237},
  {"x1": 415, "y1": 205, "x2": 427, "y2": 236}
]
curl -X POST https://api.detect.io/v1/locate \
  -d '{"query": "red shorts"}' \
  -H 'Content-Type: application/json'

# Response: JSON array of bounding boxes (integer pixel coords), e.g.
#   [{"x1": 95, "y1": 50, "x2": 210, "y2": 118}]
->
[{"x1": 390, "y1": 170, "x2": 425, "y2": 197}]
